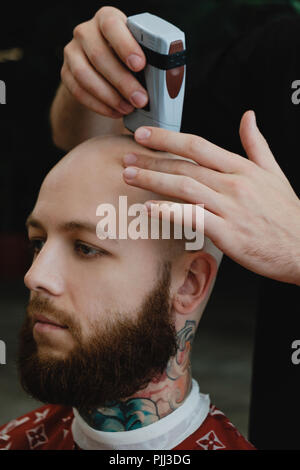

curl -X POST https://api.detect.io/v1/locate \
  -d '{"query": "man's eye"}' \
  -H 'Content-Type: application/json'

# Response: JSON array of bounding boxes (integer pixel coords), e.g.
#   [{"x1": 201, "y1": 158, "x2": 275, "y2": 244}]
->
[
  {"x1": 75, "y1": 242, "x2": 106, "y2": 259},
  {"x1": 27, "y1": 239, "x2": 106, "y2": 260},
  {"x1": 28, "y1": 239, "x2": 44, "y2": 256}
]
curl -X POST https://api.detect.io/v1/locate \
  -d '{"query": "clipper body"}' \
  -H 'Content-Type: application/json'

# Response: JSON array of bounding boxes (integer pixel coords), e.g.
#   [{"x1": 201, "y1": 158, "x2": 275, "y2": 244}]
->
[{"x1": 124, "y1": 13, "x2": 186, "y2": 133}]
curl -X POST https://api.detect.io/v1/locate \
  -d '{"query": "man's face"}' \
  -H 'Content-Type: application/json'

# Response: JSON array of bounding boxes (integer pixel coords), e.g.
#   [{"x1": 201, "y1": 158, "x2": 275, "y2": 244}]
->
[{"x1": 19, "y1": 136, "x2": 178, "y2": 409}]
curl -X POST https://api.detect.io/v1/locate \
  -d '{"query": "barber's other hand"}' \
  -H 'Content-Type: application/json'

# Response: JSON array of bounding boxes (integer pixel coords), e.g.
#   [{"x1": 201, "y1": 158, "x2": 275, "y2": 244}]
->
[
  {"x1": 61, "y1": 6, "x2": 148, "y2": 118},
  {"x1": 122, "y1": 111, "x2": 300, "y2": 286}
]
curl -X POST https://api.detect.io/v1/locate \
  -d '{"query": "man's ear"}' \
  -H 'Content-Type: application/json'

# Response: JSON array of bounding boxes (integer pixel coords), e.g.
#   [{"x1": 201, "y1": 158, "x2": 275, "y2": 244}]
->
[{"x1": 173, "y1": 252, "x2": 218, "y2": 315}]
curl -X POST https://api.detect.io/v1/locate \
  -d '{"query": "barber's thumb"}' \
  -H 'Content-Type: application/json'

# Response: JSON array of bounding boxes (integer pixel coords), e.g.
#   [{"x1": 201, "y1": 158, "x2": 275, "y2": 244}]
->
[{"x1": 239, "y1": 110, "x2": 280, "y2": 173}]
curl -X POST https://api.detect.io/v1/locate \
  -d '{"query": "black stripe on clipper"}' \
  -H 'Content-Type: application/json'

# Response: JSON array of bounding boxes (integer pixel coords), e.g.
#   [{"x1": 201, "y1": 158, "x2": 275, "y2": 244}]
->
[{"x1": 140, "y1": 44, "x2": 186, "y2": 70}]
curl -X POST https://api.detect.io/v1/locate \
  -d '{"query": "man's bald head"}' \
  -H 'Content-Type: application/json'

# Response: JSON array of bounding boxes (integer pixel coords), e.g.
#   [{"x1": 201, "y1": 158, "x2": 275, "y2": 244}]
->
[
  {"x1": 26, "y1": 134, "x2": 221, "y2": 324},
  {"x1": 40, "y1": 134, "x2": 191, "y2": 259},
  {"x1": 47, "y1": 133, "x2": 188, "y2": 208}
]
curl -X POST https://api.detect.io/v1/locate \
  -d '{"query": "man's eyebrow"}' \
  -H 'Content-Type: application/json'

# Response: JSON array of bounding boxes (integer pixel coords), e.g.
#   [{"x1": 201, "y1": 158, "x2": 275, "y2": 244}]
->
[{"x1": 25, "y1": 213, "x2": 119, "y2": 244}]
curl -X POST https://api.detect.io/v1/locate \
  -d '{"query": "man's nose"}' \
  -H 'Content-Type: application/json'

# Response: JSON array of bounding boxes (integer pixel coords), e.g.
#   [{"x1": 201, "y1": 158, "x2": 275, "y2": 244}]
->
[{"x1": 24, "y1": 242, "x2": 64, "y2": 295}]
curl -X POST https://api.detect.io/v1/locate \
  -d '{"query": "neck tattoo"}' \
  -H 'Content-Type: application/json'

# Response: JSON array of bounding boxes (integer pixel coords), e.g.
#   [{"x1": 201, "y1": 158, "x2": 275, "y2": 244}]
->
[{"x1": 78, "y1": 320, "x2": 196, "y2": 432}]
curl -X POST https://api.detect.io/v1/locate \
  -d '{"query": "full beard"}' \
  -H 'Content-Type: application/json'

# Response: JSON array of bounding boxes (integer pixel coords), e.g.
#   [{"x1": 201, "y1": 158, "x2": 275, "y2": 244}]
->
[{"x1": 17, "y1": 261, "x2": 178, "y2": 410}]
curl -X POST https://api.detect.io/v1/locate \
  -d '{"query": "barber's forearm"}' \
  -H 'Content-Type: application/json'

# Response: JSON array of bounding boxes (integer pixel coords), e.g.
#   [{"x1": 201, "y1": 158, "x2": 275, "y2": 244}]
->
[
  {"x1": 50, "y1": 83, "x2": 127, "y2": 152},
  {"x1": 287, "y1": 201, "x2": 300, "y2": 287}
]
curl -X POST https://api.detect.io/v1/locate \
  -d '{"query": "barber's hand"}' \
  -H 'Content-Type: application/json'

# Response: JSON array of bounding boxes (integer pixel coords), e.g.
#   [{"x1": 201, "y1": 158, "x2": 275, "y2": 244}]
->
[
  {"x1": 122, "y1": 110, "x2": 300, "y2": 286},
  {"x1": 61, "y1": 6, "x2": 148, "y2": 118}
]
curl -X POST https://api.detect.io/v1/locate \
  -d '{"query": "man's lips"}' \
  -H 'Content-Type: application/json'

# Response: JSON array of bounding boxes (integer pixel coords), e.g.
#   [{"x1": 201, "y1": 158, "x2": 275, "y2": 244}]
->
[{"x1": 33, "y1": 314, "x2": 68, "y2": 329}]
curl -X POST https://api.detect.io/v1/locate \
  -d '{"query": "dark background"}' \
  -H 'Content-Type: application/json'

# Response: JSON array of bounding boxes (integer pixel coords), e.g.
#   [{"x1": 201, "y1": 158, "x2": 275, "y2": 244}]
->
[{"x1": 0, "y1": 0, "x2": 299, "y2": 446}]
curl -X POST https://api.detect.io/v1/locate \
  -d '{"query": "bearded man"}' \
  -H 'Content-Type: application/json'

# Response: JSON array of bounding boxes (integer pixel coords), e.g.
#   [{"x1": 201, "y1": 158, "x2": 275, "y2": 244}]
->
[{"x1": 0, "y1": 135, "x2": 254, "y2": 450}]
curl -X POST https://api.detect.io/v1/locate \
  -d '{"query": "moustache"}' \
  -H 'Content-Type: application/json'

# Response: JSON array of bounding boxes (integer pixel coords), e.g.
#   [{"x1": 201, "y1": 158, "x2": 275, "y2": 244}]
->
[{"x1": 26, "y1": 296, "x2": 75, "y2": 330}]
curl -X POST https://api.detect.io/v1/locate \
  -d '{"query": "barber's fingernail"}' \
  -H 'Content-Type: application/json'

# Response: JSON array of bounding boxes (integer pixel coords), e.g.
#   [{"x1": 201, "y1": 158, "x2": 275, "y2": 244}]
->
[
  {"x1": 123, "y1": 167, "x2": 138, "y2": 179},
  {"x1": 118, "y1": 100, "x2": 134, "y2": 114},
  {"x1": 247, "y1": 109, "x2": 256, "y2": 129},
  {"x1": 135, "y1": 127, "x2": 151, "y2": 140},
  {"x1": 131, "y1": 91, "x2": 148, "y2": 108},
  {"x1": 123, "y1": 153, "x2": 137, "y2": 165},
  {"x1": 127, "y1": 54, "x2": 143, "y2": 70}
]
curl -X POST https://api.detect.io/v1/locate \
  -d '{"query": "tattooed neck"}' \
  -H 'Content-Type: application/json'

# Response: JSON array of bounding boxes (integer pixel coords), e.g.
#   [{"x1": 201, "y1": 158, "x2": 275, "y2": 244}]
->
[{"x1": 78, "y1": 320, "x2": 196, "y2": 432}]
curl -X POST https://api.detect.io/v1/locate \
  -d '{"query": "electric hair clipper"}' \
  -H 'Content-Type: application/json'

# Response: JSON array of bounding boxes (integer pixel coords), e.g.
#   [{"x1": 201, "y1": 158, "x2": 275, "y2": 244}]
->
[{"x1": 124, "y1": 12, "x2": 186, "y2": 133}]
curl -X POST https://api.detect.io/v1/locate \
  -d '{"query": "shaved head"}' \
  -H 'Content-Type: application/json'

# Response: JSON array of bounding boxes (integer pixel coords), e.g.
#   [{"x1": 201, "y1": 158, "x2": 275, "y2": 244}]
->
[
  {"x1": 44, "y1": 133, "x2": 182, "y2": 211},
  {"x1": 38, "y1": 134, "x2": 189, "y2": 260}
]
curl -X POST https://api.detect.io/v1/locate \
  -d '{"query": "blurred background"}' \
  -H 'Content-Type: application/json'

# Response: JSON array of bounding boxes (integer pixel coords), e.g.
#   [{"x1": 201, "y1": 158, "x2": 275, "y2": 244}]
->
[{"x1": 0, "y1": 0, "x2": 299, "y2": 440}]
